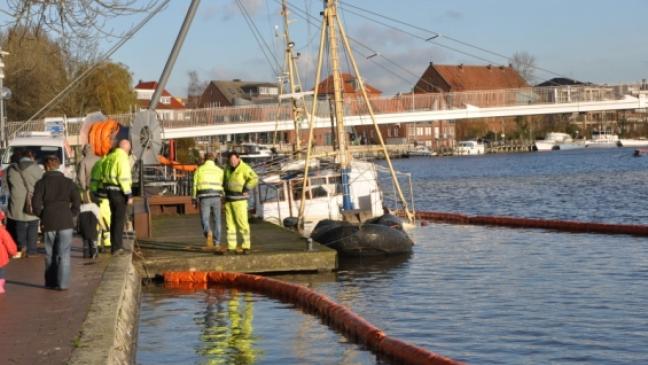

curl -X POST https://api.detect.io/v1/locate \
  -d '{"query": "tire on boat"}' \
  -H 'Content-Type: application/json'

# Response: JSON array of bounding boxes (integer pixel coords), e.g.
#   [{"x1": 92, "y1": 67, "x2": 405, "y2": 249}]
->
[
  {"x1": 311, "y1": 216, "x2": 413, "y2": 257},
  {"x1": 364, "y1": 213, "x2": 404, "y2": 230}
]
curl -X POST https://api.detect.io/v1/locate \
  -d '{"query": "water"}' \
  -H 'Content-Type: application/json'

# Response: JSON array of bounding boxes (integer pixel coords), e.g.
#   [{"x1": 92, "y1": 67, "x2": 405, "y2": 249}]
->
[{"x1": 137, "y1": 148, "x2": 648, "y2": 364}]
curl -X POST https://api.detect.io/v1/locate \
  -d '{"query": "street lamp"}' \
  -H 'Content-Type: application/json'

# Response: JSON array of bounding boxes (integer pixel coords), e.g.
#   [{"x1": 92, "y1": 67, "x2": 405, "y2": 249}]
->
[{"x1": 0, "y1": 49, "x2": 9, "y2": 148}]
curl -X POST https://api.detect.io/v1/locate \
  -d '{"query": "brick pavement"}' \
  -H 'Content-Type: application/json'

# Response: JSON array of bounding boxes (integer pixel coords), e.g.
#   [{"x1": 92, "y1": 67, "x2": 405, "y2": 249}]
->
[{"x1": 0, "y1": 238, "x2": 109, "y2": 365}]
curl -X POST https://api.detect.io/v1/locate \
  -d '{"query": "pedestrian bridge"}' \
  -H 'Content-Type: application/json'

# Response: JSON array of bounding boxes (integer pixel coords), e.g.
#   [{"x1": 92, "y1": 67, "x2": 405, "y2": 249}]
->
[{"x1": 8, "y1": 83, "x2": 648, "y2": 144}]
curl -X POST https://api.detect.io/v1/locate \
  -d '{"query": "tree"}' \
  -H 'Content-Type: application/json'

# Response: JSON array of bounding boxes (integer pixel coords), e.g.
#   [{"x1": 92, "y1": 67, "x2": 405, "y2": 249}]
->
[
  {"x1": 65, "y1": 62, "x2": 136, "y2": 115},
  {"x1": 511, "y1": 51, "x2": 536, "y2": 84},
  {"x1": 1, "y1": 26, "x2": 136, "y2": 120},
  {"x1": 1, "y1": 27, "x2": 68, "y2": 121},
  {"x1": 2, "y1": 0, "x2": 157, "y2": 56}
]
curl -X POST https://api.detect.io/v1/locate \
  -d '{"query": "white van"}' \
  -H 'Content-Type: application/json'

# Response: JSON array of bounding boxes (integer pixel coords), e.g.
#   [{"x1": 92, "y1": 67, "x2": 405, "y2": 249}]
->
[{"x1": 0, "y1": 132, "x2": 76, "y2": 208}]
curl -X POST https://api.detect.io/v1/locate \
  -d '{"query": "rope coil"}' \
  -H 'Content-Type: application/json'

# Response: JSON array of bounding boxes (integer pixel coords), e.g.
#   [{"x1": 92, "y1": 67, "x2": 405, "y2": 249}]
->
[{"x1": 164, "y1": 271, "x2": 465, "y2": 365}]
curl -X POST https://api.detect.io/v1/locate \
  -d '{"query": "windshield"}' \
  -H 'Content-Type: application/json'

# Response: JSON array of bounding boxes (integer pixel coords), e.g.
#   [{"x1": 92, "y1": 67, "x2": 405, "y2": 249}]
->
[{"x1": 2, "y1": 145, "x2": 64, "y2": 165}]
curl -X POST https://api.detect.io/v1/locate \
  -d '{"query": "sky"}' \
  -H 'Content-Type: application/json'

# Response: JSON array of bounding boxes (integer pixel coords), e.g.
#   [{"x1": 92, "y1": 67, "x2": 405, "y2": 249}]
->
[{"x1": 10, "y1": 0, "x2": 648, "y2": 97}]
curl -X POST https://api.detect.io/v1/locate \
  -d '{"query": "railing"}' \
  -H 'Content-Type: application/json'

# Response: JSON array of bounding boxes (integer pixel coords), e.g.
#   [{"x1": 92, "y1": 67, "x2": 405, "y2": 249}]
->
[{"x1": 6, "y1": 83, "x2": 641, "y2": 136}]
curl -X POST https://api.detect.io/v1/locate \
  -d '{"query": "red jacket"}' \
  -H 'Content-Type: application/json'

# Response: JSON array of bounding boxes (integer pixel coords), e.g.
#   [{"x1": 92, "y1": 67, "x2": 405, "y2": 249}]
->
[{"x1": 0, "y1": 225, "x2": 18, "y2": 267}]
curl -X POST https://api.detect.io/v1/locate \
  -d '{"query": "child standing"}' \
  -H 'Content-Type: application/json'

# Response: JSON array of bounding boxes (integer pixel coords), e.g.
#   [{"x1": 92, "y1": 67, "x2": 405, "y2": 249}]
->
[
  {"x1": 78, "y1": 203, "x2": 100, "y2": 260},
  {"x1": 0, "y1": 210, "x2": 18, "y2": 294}
]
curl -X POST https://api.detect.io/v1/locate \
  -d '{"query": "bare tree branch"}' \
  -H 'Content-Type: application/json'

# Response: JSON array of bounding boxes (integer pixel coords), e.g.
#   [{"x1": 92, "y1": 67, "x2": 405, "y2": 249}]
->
[
  {"x1": 4, "y1": 0, "x2": 159, "y2": 57},
  {"x1": 511, "y1": 51, "x2": 537, "y2": 84}
]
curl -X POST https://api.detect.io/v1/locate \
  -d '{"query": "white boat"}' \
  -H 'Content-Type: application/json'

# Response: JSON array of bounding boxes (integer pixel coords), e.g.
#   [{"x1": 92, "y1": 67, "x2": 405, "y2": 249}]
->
[
  {"x1": 454, "y1": 140, "x2": 485, "y2": 155},
  {"x1": 617, "y1": 138, "x2": 648, "y2": 148},
  {"x1": 408, "y1": 145, "x2": 435, "y2": 156},
  {"x1": 585, "y1": 131, "x2": 619, "y2": 148},
  {"x1": 255, "y1": 159, "x2": 385, "y2": 235},
  {"x1": 534, "y1": 132, "x2": 585, "y2": 151},
  {"x1": 234, "y1": 142, "x2": 276, "y2": 161}
]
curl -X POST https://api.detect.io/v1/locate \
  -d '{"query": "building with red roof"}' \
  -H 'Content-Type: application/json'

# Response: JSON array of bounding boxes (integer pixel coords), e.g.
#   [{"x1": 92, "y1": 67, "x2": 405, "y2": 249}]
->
[{"x1": 134, "y1": 80, "x2": 186, "y2": 121}]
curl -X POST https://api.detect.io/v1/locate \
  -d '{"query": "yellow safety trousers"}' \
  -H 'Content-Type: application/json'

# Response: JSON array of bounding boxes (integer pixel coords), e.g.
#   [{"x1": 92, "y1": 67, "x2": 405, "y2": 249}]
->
[
  {"x1": 225, "y1": 200, "x2": 250, "y2": 250},
  {"x1": 98, "y1": 198, "x2": 111, "y2": 247}
]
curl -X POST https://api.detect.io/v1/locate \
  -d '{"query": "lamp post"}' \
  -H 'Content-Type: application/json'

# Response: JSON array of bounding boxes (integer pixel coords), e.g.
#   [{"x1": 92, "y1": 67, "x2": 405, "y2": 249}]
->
[{"x1": 0, "y1": 49, "x2": 9, "y2": 148}]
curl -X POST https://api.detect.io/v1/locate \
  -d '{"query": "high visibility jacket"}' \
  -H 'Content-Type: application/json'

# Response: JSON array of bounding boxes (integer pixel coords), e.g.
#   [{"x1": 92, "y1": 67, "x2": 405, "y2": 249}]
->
[
  {"x1": 224, "y1": 161, "x2": 258, "y2": 201},
  {"x1": 192, "y1": 160, "x2": 224, "y2": 199},
  {"x1": 101, "y1": 148, "x2": 132, "y2": 196},
  {"x1": 90, "y1": 156, "x2": 108, "y2": 197}
]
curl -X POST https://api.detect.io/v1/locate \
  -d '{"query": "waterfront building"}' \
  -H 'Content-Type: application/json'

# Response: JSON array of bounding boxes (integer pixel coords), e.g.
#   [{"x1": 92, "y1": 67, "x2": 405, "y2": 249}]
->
[{"x1": 414, "y1": 63, "x2": 528, "y2": 141}]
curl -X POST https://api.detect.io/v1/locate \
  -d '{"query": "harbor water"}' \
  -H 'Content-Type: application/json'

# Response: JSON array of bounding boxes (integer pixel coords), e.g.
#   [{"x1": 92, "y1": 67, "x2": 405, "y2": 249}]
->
[{"x1": 137, "y1": 148, "x2": 648, "y2": 364}]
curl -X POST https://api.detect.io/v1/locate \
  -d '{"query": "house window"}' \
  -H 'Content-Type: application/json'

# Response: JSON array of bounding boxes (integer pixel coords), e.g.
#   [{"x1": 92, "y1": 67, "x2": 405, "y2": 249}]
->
[
  {"x1": 434, "y1": 126, "x2": 440, "y2": 139},
  {"x1": 160, "y1": 96, "x2": 171, "y2": 105},
  {"x1": 387, "y1": 128, "x2": 392, "y2": 137},
  {"x1": 416, "y1": 127, "x2": 423, "y2": 136},
  {"x1": 259, "y1": 87, "x2": 279, "y2": 95},
  {"x1": 425, "y1": 127, "x2": 432, "y2": 136}
]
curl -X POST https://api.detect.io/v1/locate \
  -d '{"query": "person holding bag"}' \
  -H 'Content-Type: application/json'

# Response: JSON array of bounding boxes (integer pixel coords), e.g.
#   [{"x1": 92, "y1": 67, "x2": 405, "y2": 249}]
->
[{"x1": 6, "y1": 150, "x2": 43, "y2": 257}]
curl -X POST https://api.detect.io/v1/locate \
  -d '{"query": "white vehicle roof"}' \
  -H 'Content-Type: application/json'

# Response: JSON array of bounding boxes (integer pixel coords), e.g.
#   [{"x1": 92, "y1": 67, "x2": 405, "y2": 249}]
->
[{"x1": 8, "y1": 132, "x2": 67, "y2": 146}]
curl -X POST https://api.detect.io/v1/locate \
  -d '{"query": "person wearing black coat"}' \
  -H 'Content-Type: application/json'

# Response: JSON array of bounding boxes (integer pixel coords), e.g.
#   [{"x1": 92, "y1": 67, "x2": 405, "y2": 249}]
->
[{"x1": 32, "y1": 155, "x2": 81, "y2": 290}]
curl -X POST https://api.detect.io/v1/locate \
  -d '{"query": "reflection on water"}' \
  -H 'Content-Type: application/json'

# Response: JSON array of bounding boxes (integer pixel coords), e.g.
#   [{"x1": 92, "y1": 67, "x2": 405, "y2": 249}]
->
[
  {"x1": 197, "y1": 289, "x2": 258, "y2": 365},
  {"x1": 137, "y1": 284, "x2": 382, "y2": 365}
]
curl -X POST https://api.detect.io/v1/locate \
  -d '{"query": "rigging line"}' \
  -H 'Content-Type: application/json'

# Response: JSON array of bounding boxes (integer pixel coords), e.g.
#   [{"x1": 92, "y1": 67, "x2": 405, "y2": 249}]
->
[
  {"x1": 265, "y1": 0, "x2": 281, "y2": 59},
  {"x1": 339, "y1": 1, "x2": 566, "y2": 79},
  {"x1": 277, "y1": 0, "x2": 425, "y2": 92},
  {"x1": 280, "y1": 0, "x2": 504, "y2": 91},
  {"x1": 18, "y1": 0, "x2": 171, "y2": 129},
  {"x1": 337, "y1": 4, "x2": 500, "y2": 65},
  {"x1": 236, "y1": 0, "x2": 281, "y2": 74},
  {"x1": 346, "y1": 35, "x2": 441, "y2": 93}
]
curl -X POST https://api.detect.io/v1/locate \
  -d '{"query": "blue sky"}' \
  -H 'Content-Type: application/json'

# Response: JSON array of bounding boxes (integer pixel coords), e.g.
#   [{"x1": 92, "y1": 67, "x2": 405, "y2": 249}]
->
[{"x1": 26, "y1": 0, "x2": 648, "y2": 96}]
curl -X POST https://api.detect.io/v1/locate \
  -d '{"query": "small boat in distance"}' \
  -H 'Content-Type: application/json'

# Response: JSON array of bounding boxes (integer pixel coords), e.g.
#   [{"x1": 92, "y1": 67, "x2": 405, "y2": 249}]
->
[
  {"x1": 408, "y1": 145, "x2": 435, "y2": 157},
  {"x1": 585, "y1": 130, "x2": 619, "y2": 148},
  {"x1": 234, "y1": 142, "x2": 277, "y2": 162},
  {"x1": 534, "y1": 132, "x2": 585, "y2": 151},
  {"x1": 618, "y1": 138, "x2": 648, "y2": 148},
  {"x1": 454, "y1": 140, "x2": 485, "y2": 155}
]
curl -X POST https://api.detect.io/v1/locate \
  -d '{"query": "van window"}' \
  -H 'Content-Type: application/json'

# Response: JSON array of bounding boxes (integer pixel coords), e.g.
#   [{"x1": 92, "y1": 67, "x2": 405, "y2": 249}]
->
[{"x1": 2, "y1": 146, "x2": 64, "y2": 165}]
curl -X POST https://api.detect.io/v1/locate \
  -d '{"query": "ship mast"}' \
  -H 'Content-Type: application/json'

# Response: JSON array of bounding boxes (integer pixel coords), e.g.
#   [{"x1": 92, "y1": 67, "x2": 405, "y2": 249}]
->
[
  {"x1": 298, "y1": 0, "x2": 415, "y2": 225},
  {"x1": 281, "y1": 0, "x2": 303, "y2": 152}
]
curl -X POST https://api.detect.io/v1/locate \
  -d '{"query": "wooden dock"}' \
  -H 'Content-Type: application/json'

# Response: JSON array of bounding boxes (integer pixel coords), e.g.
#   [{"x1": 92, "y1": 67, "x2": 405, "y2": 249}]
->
[{"x1": 135, "y1": 214, "x2": 337, "y2": 277}]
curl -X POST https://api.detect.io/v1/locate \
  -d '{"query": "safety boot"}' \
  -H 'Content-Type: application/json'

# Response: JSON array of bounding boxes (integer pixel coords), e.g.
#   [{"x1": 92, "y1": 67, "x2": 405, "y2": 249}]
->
[{"x1": 205, "y1": 231, "x2": 214, "y2": 248}]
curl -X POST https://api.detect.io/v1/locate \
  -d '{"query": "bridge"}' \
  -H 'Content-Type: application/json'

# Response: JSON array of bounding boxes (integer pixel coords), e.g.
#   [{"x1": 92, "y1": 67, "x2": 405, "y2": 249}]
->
[{"x1": 7, "y1": 83, "x2": 648, "y2": 145}]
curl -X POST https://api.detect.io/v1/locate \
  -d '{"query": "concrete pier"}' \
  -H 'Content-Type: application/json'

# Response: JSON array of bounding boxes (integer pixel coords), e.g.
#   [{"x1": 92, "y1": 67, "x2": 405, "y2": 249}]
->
[{"x1": 135, "y1": 214, "x2": 337, "y2": 277}]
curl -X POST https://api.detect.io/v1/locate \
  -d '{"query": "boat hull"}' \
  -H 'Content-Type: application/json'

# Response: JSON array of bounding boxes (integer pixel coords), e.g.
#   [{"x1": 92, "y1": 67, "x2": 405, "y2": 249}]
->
[{"x1": 618, "y1": 139, "x2": 648, "y2": 148}]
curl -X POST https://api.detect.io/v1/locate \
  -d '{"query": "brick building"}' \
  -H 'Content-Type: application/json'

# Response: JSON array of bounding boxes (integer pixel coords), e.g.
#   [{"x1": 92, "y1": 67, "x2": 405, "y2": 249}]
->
[{"x1": 413, "y1": 63, "x2": 529, "y2": 141}]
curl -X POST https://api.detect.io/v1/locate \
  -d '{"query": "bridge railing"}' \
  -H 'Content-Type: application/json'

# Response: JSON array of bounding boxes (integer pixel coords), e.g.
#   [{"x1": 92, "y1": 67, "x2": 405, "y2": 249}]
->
[{"x1": 5, "y1": 83, "x2": 639, "y2": 136}]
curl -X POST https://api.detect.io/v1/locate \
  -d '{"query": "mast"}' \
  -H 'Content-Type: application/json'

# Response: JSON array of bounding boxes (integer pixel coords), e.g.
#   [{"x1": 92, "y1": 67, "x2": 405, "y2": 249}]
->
[
  {"x1": 325, "y1": 0, "x2": 353, "y2": 210},
  {"x1": 297, "y1": 0, "x2": 415, "y2": 225},
  {"x1": 281, "y1": 0, "x2": 303, "y2": 152}
]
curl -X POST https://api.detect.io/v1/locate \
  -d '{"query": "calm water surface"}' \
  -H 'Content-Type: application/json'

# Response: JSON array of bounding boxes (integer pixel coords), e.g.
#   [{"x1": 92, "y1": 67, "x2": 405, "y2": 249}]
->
[{"x1": 137, "y1": 148, "x2": 648, "y2": 364}]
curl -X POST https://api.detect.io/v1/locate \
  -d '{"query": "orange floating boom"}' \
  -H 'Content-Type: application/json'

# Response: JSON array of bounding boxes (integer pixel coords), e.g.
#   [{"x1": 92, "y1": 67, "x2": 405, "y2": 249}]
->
[
  {"x1": 163, "y1": 271, "x2": 466, "y2": 365},
  {"x1": 413, "y1": 211, "x2": 648, "y2": 237}
]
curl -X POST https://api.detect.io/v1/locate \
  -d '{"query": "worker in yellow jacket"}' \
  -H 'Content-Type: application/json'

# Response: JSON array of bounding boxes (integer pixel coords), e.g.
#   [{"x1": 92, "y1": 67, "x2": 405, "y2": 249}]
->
[
  {"x1": 90, "y1": 155, "x2": 111, "y2": 250},
  {"x1": 223, "y1": 151, "x2": 258, "y2": 254},
  {"x1": 101, "y1": 139, "x2": 132, "y2": 256},
  {"x1": 192, "y1": 152, "x2": 224, "y2": 249}
]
